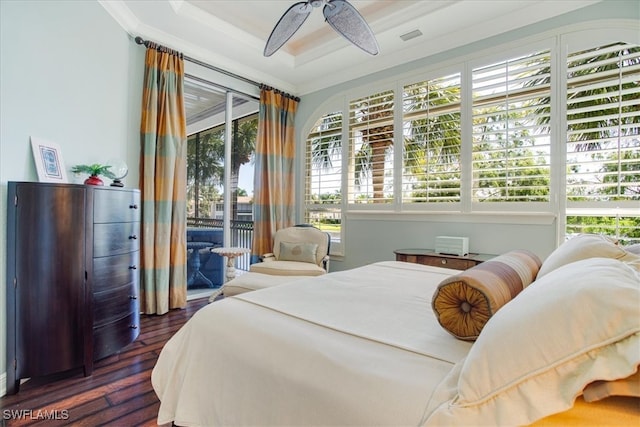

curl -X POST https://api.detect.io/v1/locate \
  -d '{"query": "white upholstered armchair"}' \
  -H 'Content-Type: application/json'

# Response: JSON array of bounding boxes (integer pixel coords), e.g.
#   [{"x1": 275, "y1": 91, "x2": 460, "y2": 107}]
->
[{"x1": 249, "y1": 225, "x2": 330, "y2": 276}]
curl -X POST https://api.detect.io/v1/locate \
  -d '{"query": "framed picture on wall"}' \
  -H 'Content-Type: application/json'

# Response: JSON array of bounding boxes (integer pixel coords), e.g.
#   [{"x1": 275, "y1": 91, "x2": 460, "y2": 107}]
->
[{"x1": 30, "y1": 136, "x2": 68, "y2": 183}]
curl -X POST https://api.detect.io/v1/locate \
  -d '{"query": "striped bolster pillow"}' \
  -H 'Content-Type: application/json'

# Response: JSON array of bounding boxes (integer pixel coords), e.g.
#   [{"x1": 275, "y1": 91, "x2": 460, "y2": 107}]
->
[{"x1": 431, "y1": 249, "x2": 542, "y2": 341}]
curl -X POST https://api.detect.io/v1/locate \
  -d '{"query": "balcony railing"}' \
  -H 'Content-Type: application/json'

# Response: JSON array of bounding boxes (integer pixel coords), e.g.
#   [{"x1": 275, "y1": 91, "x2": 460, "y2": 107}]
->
[{"x1": 187, "y1": 217, "x2": 253, "y2": 271}]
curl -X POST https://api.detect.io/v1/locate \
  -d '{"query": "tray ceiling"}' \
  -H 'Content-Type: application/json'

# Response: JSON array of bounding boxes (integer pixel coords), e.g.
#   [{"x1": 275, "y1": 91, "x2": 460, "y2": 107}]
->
[{"x1": 100, "y1": 0, "x2": 602, "y2": 95}]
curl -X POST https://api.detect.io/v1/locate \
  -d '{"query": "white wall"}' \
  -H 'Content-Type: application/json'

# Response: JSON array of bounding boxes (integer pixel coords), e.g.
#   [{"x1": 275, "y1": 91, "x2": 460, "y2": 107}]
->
[
  {"x1": 295, "y1": 1, "x2": 640, "y2": 272},
  {"x1": 339, "y1": 214, "x2": 556, "y2": 271},
  {"x1": 0, "y1": 0, "x2": 144, "y2": 395}
]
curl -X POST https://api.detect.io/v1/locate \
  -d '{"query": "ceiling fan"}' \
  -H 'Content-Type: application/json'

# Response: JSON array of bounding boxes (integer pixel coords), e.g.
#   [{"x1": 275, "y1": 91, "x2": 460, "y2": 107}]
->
[{"x1": 264, "y1": 0, "x2": 379, "y2": 57}]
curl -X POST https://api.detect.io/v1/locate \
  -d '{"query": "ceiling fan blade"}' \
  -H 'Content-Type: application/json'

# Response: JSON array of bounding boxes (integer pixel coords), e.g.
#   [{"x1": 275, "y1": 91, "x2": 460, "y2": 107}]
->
[
  {"x1": 323, "y1": 0, "x2": 379, "y2": 55},
  {"x1": 264, "y1": 1, "x2": 313, "y2": 57}
]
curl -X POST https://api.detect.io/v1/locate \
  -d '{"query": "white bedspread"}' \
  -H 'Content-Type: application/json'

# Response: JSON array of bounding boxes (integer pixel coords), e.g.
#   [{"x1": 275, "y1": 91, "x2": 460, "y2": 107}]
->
[{"x1": 152, "y1": 261, "x2": 472, "y2": 426}]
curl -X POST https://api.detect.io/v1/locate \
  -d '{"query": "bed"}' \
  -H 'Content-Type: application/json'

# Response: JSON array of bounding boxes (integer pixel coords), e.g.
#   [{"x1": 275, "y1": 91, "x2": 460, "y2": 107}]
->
[{"x1": 152, "y1": 234, "x2": 640, "y2": 426}]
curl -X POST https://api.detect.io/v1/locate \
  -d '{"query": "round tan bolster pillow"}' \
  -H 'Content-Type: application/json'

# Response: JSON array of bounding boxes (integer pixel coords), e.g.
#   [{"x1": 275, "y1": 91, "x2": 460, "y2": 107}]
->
[{"x1": 431, "y1": 249, "x2": 542, "y2": 341}]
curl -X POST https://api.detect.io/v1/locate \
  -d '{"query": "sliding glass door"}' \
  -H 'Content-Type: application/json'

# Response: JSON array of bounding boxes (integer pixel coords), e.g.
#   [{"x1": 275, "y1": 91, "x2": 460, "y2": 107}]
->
[{"x1": 184, "y1": 75, "x2": 259, "y2": 284}]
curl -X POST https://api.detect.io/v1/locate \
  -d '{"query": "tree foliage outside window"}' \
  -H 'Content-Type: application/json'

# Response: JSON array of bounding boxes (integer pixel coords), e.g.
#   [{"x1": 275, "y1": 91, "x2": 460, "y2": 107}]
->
[
  {"x1": 187, "y1": 128, "x2": 223, "y2": 218},
  {"x1": 349, "y1": 90, "x2": 395, "y2": 204},
  {"x1": 305, "y1": 112, "x2": 343, "y2": 243},
  {"x1": 305, "y1": 38, "x2": 639, "y2": 245},
  {"x1": 564, "y1": 42, "x2": 640, "y2": 244},
  {"x1": 403, "y1": 73, "x2": 462, "y2": 203},
  {"x1": 565, "y1": 43, "x2": 639, "y2": 202},
  {"x1": 187, "y1": 114, "x2": 258, "y2": 220},
  {"x1": 472, "y1": 50, "x2": 552, "y2": 203}
]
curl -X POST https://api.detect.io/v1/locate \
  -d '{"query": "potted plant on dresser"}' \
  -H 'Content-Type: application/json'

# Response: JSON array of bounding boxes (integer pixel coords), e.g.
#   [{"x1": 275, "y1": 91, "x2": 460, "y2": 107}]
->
[{"x1": 71, "y1": 163, "x2": 116, "y2": 186}]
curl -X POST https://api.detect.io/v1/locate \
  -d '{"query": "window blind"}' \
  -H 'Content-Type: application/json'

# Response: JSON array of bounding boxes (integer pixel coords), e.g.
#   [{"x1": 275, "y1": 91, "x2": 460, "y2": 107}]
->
[
  {"x1": 348, "y1": 90, "x2": 395, "y2": 204},
  {"x1": 304, "y1": 112, "x2": 343, "y2": 247},
  {"x1": 402, "y1": 73, "x2": 462, "y2": 204},
  {"x1": 472, "y1": 50, "x2": 552, "y2": 203},
  {"x1": 566, "y1": 43, "x2": 640, "y2": 202}
]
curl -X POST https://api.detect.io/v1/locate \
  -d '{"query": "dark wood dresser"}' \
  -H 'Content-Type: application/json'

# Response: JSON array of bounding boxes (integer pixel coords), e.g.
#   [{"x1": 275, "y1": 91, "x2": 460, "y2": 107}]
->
[
  {"x1": 6, "y1": 182, "x2": 140, "y2": 394},
  {"x1": 91, "y1": 186, "x2": 141, "y2": 361},
  {"x1": 394, "y1": 248, "x2": 495, "y2": 270}
]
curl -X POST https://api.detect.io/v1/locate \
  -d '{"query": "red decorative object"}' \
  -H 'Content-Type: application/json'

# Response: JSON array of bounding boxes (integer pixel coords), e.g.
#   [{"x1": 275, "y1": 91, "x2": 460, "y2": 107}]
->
[{"x1": 84, "y1": 174, "x2": 104, "y2": 186}]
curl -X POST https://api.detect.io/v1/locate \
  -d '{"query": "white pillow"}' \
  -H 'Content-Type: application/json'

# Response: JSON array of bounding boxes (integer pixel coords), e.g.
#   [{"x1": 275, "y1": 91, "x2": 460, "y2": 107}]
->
[
  {"x1": 537, "y1": 234, "x2": 638, "y2": 278},
  {"x1": 425, "y1": 257, "x2": 640, "y2": 426},
  {"x1": 278, "y1": 241, "x2": 318, "y2": 264},
  {"x1": 625, "y1": 243, "x2": 640, "y2": 255}
]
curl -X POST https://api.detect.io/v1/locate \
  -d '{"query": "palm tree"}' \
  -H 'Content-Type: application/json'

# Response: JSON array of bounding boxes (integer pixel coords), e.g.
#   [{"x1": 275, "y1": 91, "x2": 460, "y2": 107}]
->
[
  {"x1": 187, "y1": 130, "x2": 223, "y2": 217},
  {"x1": 318, "y1": 83, "x2": 462, "y2": 204},
  {"x1": 350, "y1": 90, "x2": 394, "y2": 203},
  {"x1": 310, "y1": 112, "x2": 342, "y2": 173},
  {"x1": 308, "y1": 97, "x2": 395, "y2": 204},
  {"x1": 528, "y1": 43, "x2": 640, "y2": 153},
  {"x1": 188, "y1": 115, "x2": 258, "y2": 224},
  {"x1": 229, "y1": 117, "x2": 258, "y2": 220},
  {"x1": 528, "y1": 42, "x2": 640, "y2": 240},
  {"x1": 403, "y1": 79, "x2": 462, "y2": 202}
]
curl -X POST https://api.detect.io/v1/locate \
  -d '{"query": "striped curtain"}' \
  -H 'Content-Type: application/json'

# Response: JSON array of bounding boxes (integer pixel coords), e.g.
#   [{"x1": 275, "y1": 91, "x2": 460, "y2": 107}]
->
[
  {"x1": 251, "y1": 87, "x2": 299, "y2": 260},
  {"x1": 139, "y1": 44, "x2": 187, "y2": 315}
]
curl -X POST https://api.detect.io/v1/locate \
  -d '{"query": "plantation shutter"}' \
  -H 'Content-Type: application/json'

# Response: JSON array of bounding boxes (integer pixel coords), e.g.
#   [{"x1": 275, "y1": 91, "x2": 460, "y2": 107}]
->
[
  {"x1": 471, "y1": 50, "x2": 552, "y2": 203},
  {"x1": 566, "y1": 43, "x2": 640, "y2": 202},
  {"x1": 305, "y1": 112, "x2": 343, "y2": 250},
  {"x1": 564, "y1": 42, "x2": 640, "y2": 242},
  {"x1": 348, "y1": 90, "x2": 395, "y2": 204},
  {"x1": 402, "y1": 73, "x2": 462, "y2": 204}
]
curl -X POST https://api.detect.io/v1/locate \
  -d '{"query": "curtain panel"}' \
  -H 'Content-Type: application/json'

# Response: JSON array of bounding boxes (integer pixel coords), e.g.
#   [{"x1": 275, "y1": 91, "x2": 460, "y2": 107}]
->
[
  {"x1": 139, "y1": 45, "x2": 188, "y2": 315},
  {"x1": 252, "y1": 88, "x2": 299, "y2": 260}
]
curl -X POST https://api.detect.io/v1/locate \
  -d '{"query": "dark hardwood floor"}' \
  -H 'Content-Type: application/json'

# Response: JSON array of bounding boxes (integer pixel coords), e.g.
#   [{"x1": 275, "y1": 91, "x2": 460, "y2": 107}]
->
[{"x1": 1, "y1": 297, "x2": 211, "y2": 427}]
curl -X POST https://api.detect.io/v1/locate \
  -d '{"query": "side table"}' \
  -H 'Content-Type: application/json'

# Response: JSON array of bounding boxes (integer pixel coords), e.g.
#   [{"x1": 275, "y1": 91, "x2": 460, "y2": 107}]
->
[
  {"x1": 209, "y1": 247, "x2": 251, "y2": 303},
  {"x1": 394, "y1": 248, "x2": 496, "y2": 271},
  {"x1": 211, "y1": 247, "x2": 251, "y2": 282}
]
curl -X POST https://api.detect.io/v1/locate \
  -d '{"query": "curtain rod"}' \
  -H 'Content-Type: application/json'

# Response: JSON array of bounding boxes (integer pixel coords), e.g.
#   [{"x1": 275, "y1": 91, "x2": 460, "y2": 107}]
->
[
  {"x1": 134, "y1": 36, "x2": 300, "y2": 102},
  {"x1": 134, "y1": 36, "x2": 261, "y2": 89}
]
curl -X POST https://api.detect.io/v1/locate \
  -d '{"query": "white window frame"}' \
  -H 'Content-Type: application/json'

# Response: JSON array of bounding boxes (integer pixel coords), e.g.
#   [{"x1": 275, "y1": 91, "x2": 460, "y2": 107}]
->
[
  {"x1": 467, "y1": 38, "x2": 557, "y2": 214},
  {"x1": 300, "y1": 21, "x2": 640, "y2": 254},
  {"x1": 558, "y1": 27, "x2": 640, "y2": 245},
  {"x1": 399, "y1": 68, "x2": 464, "y2": 212},
  {"x1": 303, "y1": 110, "x2": 345, "y2": 256}
]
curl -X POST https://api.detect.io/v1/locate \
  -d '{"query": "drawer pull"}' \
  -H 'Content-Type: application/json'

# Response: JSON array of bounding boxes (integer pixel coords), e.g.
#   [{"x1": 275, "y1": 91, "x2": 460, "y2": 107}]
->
[
  {"x1": 129, "y1": 265, "x2": 137, "y2": 270},
  {"x1": 129, "y1": 204, "x2": 138, "y2": 209},
  {"x1": 129, "y1": 235, "x2": 137, "y2": 240},
  {"x1": 441, "y1": 259, "x2": 447, "y2": 264},
  {"x1": 129, "y1": 295, "x2": 138, "y2": 300},
  {"x1": 129, "y1": 324, "x2": 138, "y2": 329}
]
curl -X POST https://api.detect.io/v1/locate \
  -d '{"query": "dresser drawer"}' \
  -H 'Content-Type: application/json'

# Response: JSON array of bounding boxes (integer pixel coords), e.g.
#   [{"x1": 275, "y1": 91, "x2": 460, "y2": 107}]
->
[
  {"x1": 414, "y1": 255, "x2": 476, "y2": 270},
  {"x1": 93, "y1": 252, "x2": 138, "y2": 292},
  {"x1": 93, "y1": 311, "x2": 140, "y2": 361},
  {"x1": 395, "y1": 252, "x2": 476, "y2": 270},
  {"x1": 93, "y1": 283, "x2": 138, "y2": 327},
  {"x1": 93, "y1": 189, "x2": 140, "y2": 223},
  {"x1": 394, "y1": 249, "x2": 495, "y2": 271},
  {"x1": 93, "y1": 222, "x2": 140, "y2": 257}
]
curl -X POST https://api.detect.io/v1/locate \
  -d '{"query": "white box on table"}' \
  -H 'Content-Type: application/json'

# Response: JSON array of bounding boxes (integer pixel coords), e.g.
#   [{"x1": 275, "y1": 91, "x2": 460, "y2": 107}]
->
[{"x1": 434, "y1": 236, "x2": 469, "y2": 256}]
